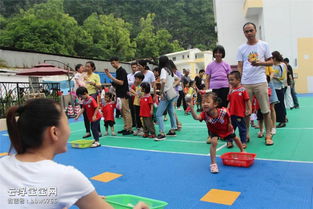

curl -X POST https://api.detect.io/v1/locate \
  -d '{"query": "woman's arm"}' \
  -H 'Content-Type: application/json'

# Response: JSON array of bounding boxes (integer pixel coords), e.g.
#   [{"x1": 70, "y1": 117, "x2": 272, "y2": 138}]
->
[
  {"x1": 76, "y1": 191, "x2": 114, "y2": 209},
  {"x1": 205, "y1": 75, "x2": 211, "y2": 90}
]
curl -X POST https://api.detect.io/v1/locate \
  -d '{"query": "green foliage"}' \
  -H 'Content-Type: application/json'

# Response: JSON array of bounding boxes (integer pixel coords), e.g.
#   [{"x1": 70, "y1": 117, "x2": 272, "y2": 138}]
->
[
  {"x1": 0, "y1": 0, "x2": 217, "y2": 60},
  {"x1": 135, "y1": 13, "x2": 183, "y2": 59},
  {"x1": 0, "y1": 0, "x2": 89, "y2": 56},
  {"x1": 82, "y1": 13, "x2": 136, "y2": 60}
]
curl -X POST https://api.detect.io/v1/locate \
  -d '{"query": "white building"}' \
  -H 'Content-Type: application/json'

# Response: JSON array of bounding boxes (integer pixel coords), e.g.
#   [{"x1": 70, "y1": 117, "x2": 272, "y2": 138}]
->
[
  {"x1": 213, "y1": 0, "x2": 313, "y2": 93},
  {"x1": 165, "y1": 48, "x2": 213, "y2": 78}
]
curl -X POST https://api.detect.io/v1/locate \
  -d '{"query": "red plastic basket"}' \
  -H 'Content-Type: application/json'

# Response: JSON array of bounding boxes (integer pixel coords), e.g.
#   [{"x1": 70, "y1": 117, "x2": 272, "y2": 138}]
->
[{"x1": 221, "y1": 152, "x2": 256, "y2": 167}]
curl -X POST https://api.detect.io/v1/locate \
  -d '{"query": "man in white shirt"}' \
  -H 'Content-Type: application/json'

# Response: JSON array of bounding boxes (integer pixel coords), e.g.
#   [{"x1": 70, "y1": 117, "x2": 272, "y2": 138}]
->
[{"x1": 237, "y1": 22, "x2": 274, "y2": 145}]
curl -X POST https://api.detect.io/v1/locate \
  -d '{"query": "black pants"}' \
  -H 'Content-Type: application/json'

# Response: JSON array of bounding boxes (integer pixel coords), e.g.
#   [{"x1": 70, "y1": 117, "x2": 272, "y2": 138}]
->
[
  {"x1": 212, "y1": 87, "x2": 229, "y2": 108},
  {"x1": 230, "y1": 116, "x2": 247, "y2": 143},
  {"x1": 275, "y1": 88, "x2": 287, "y2": 123},
  {"x1": 134, "y1": 105, "x2": 143, "y2": 128},
  {"x1": 91, "y1": 119, "x2": 101, "y2": 142},
  {"x1": 177, "y1": 90, "x2": 187, "y2": 110}
]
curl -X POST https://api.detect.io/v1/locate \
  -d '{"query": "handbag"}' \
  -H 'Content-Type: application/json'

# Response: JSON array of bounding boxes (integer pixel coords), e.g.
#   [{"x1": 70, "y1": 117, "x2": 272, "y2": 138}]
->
[{"x1": 164, "y1": 87, "x2": 178, "y2": 100}]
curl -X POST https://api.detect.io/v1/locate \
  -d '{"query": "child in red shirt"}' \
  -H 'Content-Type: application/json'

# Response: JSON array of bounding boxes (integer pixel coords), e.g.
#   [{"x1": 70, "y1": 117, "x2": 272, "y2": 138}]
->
[
  {"x1": 75, "y1": 87, "x2": 102, "y2": 148},
  {"x1": 188, "y1": 92, "x2": 244, "y2": 173},
  {"x1": 227, "y1": 71, "x2": 251, "y2": 149},
  {"x1": 140, "y1": 82, "x2": 156, "y2": 138},
  {"x1": 101, "y1": 92, "x2": 116, "y2": 136}
]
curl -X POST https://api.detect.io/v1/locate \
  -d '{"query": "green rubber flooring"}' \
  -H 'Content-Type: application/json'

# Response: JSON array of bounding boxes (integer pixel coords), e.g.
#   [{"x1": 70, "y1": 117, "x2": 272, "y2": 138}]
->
[{"x1": 69, "y1": 96, "x2": 313, "y2": 162}]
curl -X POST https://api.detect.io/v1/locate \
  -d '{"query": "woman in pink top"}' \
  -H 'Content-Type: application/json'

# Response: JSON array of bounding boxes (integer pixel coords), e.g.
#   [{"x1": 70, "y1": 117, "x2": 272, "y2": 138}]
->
[{"x1": 205, "y1": 45, "x2": 231, "y2": 108}]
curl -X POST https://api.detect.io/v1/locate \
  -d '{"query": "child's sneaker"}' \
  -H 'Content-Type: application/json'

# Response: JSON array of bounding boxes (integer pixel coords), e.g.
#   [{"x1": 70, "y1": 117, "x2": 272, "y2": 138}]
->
[
  {"x1": 154, "y1": 134, "x2": 166, "y2": 141},
  {"x1": 166, "y1": 130, "x2": 176, "y2": 136},
  {"x1": 137, "y1": 128, "x2": 144, "y2": 136},
  {"x1": 104, "y1": 132, "x2": 109, "y2": 136},
  {"x1": 210, "y1": 163, "x2": 219, "y2": 174},
  {"x1": 91, "y1": 141, "x2": 101, "y2": 148},
  {"x1": 133, "y1": 129, "x2": 140, "y2": 136},
  {"x1": 111, "y1": 132, "x2": 116, "y2": 136}
]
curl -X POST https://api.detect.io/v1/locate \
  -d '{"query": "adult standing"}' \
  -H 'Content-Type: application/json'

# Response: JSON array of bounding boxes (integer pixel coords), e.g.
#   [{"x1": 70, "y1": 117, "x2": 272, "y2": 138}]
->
[
  {"x1": 237, "y1": 22, "x2": 274, "y2": 145},
  {"x1": 205, "y1": 45, "x2": 231, "y2": 108},
  {"x1": 194, "y1": 69, "x2": 206, "y2": 111},
  {"x1": 82, "y1": 61, "x2": 102, "y2": 138},
  {"x1": 155, "y1": 56, "x2": 178, "y2": 141},
  {"x1": 128, "y1": 62, "x2": 138, "y2": 127},
  {"x1": 272, "y1": 51, "x2": 287, "y2": 128},
  {"x1": 284, "y1": 58, "x2": 299, "y2": 109},
  {"x1": 105, "y1": 57, "x2": 133, "y2": 135},
  {"x1": 178, "y1": 69, "x2": 191, "y2": 111},
  {"x1": 137, "y1": 60, "x2": 156, "y2": 94}
]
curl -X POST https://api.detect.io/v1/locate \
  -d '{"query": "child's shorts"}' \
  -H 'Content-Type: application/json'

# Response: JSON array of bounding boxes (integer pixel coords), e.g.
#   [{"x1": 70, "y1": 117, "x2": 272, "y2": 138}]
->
[
  {"x1": 104, "y1": 120, "x2": 115, "y2": 128},
  {"x1": 210, "y1": 133, "x2": 236, "y2": 141}
]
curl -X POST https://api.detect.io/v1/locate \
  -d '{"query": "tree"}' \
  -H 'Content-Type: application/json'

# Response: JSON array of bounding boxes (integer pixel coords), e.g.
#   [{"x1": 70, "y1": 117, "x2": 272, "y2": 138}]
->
[
  {"x1": 135, "y1": 13, "x2": 183, "y2": 59},
  {"x1": 0, "y1": 0, "x2": 91, "y2": 56},
  {"x1": 82, "y1": 13, "x2": 136, "y2": 60}
]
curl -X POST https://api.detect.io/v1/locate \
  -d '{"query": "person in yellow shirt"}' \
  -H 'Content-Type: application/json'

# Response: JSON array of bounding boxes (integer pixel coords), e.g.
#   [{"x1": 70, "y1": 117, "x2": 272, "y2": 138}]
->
[{"x1": 82, "y1": 61, "x2": 102, "y2": 138}]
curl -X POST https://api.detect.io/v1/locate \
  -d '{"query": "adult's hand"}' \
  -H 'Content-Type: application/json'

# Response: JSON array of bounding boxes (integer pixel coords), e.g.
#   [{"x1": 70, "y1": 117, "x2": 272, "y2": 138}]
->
[{"x1": 133, "y1": 202, "x2": 149, "y2": 209}]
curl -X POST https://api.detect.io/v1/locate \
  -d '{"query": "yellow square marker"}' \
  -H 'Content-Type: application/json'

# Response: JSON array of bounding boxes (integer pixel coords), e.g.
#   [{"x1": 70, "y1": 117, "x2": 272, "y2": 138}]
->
[
  {"x1": 200, "y1": 189, "x2": 240, "y2": 205},
  {"x1": 91, "y1": 172, "x2": 122, "y2": 183},
  {"x1": 0, "y1": 152, "x2": 8, "y2": 156}
]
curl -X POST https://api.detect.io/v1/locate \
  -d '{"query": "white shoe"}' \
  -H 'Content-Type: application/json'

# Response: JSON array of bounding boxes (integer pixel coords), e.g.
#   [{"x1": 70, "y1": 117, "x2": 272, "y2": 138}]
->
[
  {"x1": 271, "y1": 128, "x2": 276, "y2": 135},
  {"x1": 177, "y1": 107, "x2": 181, "y2": 110},
  {"x1": 104, "y1": 132, "x2": 109, "y2": 136},
  {"x1": 111, "y1": 132, "x2": 116, "y2": 136},
  {"x1": 91, "y1": 141, "x2": 101, "y2": 148},
  {"x1": 133, "y1": 129, "x2": 140, "y2": 136}
]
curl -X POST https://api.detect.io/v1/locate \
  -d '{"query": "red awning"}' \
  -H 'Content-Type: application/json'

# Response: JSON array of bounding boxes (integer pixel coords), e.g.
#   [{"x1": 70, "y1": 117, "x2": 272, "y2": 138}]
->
[{"x1": 16, "y1": 63, "x2": 73, "y2": 76}]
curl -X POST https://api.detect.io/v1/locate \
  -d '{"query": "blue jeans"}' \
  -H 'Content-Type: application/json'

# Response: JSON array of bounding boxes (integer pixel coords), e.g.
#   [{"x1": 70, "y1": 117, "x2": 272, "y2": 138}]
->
[{"x1": 156, "y1": 97, "x2": 177, "y2": 133}]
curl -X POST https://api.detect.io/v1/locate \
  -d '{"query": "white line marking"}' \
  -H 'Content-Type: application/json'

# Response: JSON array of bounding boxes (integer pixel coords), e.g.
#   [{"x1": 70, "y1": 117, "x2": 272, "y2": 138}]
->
[
  {"x1": 216, "y1": 143, "x2": 226, "y2": 152},
  {"x1": 100, "y1": 145, "x2": 210, "y2": 156},
  {"x1": 88, "y1": 144, "x2": 313, "y2": 164}
]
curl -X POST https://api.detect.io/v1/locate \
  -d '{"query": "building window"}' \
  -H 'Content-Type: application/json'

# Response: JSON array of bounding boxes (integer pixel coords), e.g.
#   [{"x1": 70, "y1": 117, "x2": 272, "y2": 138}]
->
[
  {"x1": 195, "y1": 55, "x2": 197, "y2": 59},
  {"x1": 182, "y1": 55, "x2": 184, "y2": 59},
  {"x1": 173, "y1": 57, "x2": 176, "y2": 61},
  {"x1": 187, "y1": 55, "x2": 189, "y2": 58}
]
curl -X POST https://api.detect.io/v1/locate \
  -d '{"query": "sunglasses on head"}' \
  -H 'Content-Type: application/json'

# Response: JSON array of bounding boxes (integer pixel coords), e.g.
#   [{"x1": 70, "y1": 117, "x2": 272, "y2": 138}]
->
[{"x1": 244, "y1": 29, "x2": 254, "y2": 33}]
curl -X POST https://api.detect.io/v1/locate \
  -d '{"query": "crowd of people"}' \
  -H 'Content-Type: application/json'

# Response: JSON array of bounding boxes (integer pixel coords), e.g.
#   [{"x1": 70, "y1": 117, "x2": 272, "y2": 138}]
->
[{"x1": 0, "y1": 22, "x2": 301, "y2": 208}]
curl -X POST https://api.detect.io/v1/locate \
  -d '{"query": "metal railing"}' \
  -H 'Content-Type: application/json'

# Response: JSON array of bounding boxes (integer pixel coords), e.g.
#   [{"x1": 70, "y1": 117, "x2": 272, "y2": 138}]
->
[{"x1": 0, "y1": 82, "x2": 61, "y2": 118}]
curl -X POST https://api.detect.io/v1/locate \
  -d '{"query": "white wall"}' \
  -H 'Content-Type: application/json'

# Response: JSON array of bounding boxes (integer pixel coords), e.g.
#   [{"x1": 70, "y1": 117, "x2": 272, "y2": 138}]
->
[
  {"x1": 0, "y1": 48, "x2": 131, "y2": 73},
  {"x1": 214, "y1": 0, "x2": 259, "y2": 65},
  {"x1": 214, "y1": 0, "x2": 313, "y2": 68},
  {"x1": 263, "y1": 0, "x2": 313, "y2": 68}
]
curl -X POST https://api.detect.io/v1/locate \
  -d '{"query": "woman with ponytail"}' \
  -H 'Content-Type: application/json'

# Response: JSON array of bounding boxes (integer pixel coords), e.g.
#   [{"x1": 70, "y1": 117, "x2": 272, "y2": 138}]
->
[{"x1": 0, "y1": 98, "x2": 148, "y2": 209}]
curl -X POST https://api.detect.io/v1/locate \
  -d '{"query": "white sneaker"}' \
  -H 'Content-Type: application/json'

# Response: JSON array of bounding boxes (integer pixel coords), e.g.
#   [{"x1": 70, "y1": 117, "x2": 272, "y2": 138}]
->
[
  {"x1": 91, "y1": 141, "x2": 101, "y2": 148},
  {"x1": 104, "y1": 132, "x2": 109, "y2": 136},
  {"x1": 133, "y1": 129, "x2": 140, "y2": 136},
  {"x1": 111, "y1": 132, "x2": 116, "y2": 136},
  {"x1": 210, "y1": 163, "x2": 219, "y2": 174},
  {"x1": 271, "y1": 128, "x2": 276, "y2": 135},
  {"x1": 177, "y1": 107, "x2": 181, "y2": 110}
]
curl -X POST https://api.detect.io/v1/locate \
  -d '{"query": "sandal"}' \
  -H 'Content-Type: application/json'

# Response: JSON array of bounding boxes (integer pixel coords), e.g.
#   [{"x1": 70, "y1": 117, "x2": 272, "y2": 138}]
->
[
  {"x1": 265, "y1": 136, "x2": 274, "y2": 146},
  {"x1": 242, "y1": 143, "x2": 247, "y2": 149},
  {"x1": 227, "y1": 141, "x2": 233, "y2": 148},
  {"x1": 206, "y1": 137, "x2": 212, "y2": 144},
  {"x1": 257, "y1": 131, "x2": 264, "y2": 138}
]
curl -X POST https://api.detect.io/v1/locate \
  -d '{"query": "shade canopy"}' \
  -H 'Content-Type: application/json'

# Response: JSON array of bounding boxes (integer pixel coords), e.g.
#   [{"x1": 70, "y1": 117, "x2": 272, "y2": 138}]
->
[{"x1": 17, "y1": 63, "x2": 73, "y2": 76}]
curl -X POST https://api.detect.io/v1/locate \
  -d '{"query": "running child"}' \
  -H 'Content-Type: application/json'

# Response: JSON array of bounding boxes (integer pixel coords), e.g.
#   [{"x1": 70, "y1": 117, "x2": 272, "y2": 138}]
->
[
  {"x1": 101, "y1": 92, "x2": 117, "y2": 136},
  {"x1": 75, "y1": 87, "x2": 102, "y2": 148},
  {"x1": 188, "y1": 92, "x2": 244, "y2": 173},
  {"x1": 227, "y1": 71, "x2": 251, "y2": 149},
  {"x1": 140, "y1": 82, "x2": 156, "y2": 138}
]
